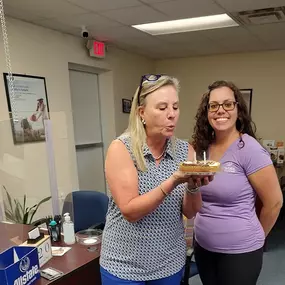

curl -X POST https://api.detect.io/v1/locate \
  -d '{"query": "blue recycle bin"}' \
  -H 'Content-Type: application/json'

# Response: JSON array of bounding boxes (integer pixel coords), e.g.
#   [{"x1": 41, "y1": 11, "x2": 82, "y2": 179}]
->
[{"x1": 0, "y1": 246, "x2": 40, "y2": 285}]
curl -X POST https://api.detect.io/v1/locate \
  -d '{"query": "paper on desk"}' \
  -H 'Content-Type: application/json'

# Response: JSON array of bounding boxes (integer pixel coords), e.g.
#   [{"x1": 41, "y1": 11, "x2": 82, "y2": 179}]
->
[
  {"x1": 10, "y1": 236, "x2": 24, "y2": 245},
  {"x1": 51, "y1": 246, "x2": 71, "y2": 256}
]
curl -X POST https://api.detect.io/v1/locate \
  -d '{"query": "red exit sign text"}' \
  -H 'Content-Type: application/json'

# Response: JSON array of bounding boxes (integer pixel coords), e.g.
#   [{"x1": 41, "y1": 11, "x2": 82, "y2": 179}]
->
[{"x1": 93, "y1": 41, "x2": 105, "y2": 58}]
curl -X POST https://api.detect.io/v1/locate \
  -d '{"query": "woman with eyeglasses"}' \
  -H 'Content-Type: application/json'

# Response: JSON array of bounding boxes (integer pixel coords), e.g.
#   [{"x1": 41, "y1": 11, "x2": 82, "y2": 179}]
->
[
  {"x1": 192, "y1": 80, "x2": 283, "y2": 285},
  {"x1": 100, "y1": 75, "x2": 213, "y2": 285}
]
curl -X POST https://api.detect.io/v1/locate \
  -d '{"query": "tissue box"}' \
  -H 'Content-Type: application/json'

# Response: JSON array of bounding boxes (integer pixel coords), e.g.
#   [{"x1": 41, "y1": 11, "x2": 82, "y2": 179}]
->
[
  {"x1": 0, "y1": 246, "x2": 40, "y2": 285},
  {"x1": 21, "y1": 235, "x2": 52, "y2": 268}
]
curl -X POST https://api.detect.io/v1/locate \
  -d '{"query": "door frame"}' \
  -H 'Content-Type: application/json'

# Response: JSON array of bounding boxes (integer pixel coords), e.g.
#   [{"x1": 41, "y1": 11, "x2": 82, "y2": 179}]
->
[{"x1": 68, "y1": 63, "x2": 116, "y2": 195}]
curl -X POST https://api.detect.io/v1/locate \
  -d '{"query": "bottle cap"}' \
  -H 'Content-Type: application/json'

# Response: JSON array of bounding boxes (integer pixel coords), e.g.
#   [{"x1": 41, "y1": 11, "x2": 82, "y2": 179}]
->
[
  {"x1": 64, "y1": 213, "x2": 71, "y2": 222},
  {"x1": 49, "y1": 220, "x2": 57, "y2": 226}
]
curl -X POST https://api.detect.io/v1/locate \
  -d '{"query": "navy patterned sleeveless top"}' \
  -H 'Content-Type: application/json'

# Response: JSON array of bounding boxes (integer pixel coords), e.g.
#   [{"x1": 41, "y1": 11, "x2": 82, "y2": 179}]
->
[{"x1": 100, "y1": 134, "x2": 188, "y2": 281}]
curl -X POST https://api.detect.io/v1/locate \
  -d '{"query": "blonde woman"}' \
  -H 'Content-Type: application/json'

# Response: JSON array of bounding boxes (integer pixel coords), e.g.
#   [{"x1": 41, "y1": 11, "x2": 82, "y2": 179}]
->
[{"x1": 100, "y1": 74, "x2": 213, "y2": 285}]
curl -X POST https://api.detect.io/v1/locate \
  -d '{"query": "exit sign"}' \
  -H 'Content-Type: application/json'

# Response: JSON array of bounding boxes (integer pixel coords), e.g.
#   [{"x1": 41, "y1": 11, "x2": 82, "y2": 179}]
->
[{"x1": 88, "y1": 40, "x2": 106, "y2": 58}]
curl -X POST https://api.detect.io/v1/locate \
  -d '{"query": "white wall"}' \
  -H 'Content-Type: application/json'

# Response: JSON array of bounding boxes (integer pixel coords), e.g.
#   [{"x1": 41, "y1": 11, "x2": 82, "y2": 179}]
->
[
  {"x1": 0, "y1": 17, "x2": 154, "y2": 220},
  {"x1": 155, "y1": 50, "x2": 285, "y2": 143}
]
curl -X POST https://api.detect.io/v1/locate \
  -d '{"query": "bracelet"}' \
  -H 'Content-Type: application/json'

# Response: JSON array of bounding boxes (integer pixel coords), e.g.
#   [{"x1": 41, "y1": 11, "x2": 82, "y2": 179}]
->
[
  {"x1": 185, "y1": 185, "x2": 200, "y2": 195},
  {"x1": 171, "y1": 173, "x2": 179, "y2": 182},
  {"x1": 159, "y1": 185, "x2": 168, "y2": 197}
]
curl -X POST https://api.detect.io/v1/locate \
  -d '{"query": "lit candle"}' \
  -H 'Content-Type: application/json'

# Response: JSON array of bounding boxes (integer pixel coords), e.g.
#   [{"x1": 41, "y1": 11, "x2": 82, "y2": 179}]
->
[
  {"x1": 203, "y1": 151, "x2": 206, "y2": 164},
  {"x1": 193, "y1": 151, "x2": 197, "y2": 163}
]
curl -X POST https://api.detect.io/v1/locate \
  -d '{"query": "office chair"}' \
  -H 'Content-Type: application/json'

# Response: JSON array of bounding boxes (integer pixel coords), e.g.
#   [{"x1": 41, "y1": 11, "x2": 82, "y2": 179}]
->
[{"x1": 62, "y1": 190, "x2": 109, "y2": 233}]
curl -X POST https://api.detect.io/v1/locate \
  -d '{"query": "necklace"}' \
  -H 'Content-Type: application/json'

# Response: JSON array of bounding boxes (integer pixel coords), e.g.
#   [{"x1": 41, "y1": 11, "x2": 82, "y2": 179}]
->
[{"x1": 153, "y1": 147, "x2": 166, "y2": 160}]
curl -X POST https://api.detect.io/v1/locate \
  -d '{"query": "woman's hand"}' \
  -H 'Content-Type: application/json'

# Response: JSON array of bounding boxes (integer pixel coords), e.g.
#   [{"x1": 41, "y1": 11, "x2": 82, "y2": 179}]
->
[
  {"x1": 171, "y1": 171, "x2": 192, "y2": 186},
  {"x1": 171, "y1": 171, "x2": 214, "y2": 187},
  {"x1": 188, "y1": 174, "x2": 214, "y2": 188}
]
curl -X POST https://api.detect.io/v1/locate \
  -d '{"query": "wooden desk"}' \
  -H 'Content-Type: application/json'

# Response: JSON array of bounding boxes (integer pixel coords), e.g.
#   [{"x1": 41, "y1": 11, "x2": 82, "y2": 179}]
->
[{"x1": 0, "y1": 223, "x2": 101, "y2": 285}]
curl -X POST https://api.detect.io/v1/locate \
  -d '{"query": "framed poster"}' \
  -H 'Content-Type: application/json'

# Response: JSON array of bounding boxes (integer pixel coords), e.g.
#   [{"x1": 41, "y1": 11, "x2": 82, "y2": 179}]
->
[
  {"x1": 3, "y1": 73, "x2": 50, "y2": 144},
  {"x1": 240, "y1": 88, "x2": 253, "y2": 115},
  {"x1": 122, "y1": 98, "x2": 131, "y2": 114}
]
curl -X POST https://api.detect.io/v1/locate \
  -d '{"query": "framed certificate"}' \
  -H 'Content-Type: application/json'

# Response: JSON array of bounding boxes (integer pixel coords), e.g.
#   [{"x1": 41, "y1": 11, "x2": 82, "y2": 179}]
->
[{"x1": 3, "y1": 73, "x2": 50, "y2": 144}]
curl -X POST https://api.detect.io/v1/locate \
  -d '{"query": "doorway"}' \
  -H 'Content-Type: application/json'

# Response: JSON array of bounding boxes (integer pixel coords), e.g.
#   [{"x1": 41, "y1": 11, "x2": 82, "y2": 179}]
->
[{"x1": 69, "y1": 69, "x2": 106, "y2": 193}]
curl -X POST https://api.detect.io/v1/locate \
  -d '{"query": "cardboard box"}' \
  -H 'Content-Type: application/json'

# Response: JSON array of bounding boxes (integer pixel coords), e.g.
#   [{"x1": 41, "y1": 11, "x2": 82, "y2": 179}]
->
[
  {"x1": 21, "y1": 235, "x2": 52, "y2": 268},
  {"x1": 276, "y1": 141, "x2": 284, "y2": 148},
  {"x1": 0, "y1": 246, "x2": 40, "y2": 285}
]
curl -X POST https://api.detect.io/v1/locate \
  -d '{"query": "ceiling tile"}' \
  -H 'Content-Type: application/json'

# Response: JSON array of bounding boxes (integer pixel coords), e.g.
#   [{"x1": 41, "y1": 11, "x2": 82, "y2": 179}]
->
[
  {"x1": 99, "y1": 6, "x2": 168, "y2": 25},
  {"x1": 220, "y1": 43, "x2": 269, "y2": 54},
  {"x1": 200, "y1": 26, "x2": 267, "y2": 52},
  {"x1": 191, "y1": 44, "x2": 230, "y2": 56},
  {"x1": 127, "y1": 44, "x2": 198, "y2": 59},
  {"x1": 157, "y1": 31, "x2": 214, "y2": 46},
  {"x1": 4, "y1": 0, "x2": 285, "y2": 58},
  {"x1": 214, "y1": 0, "x2": 285, "y2": 12},
  {"x1": 92, "y1": 27, "x2": 201, "y2": 58},
  {"x1": 3, "y1": 4, "x2": 46, "y2": 22},
  {"x1": 117, "y1": 36, "x2": 165, "y2": 49},
  {"x1": 107, "y1": 42, "x2": 157, "y2": 60},
  {"x1": 37, "y1": 13, "x2": 122, "y2": 31},
  {"x1": 219, "y1": 38, "x2": 268, "y2": 53},
  {"x1": 248, "y1": 22, "x2": 285, "y2": 39},
  {"x1": 140, "y1": 0, "x2": 176, "y2": 3},
  {"x1": 155, "y1": 44, "x2": 198, "y2": 57},
  {"x1": 200, "y1": 26, "x2": 262, "y2": 43},
  {"x1": 88, "y1": 26, "x2": 150, "y2": 41},
  {"x1": 158, "y1": 31, "x2": 228, "y2": 56},
  {"x1": 3, "y1": 0, "x2": 88, "y2": 19},
  {"x1": 65, "y1": 0, "x2": 142, "y2": 12},
  {"x1": 151, "y1": 0, "x2": 226, "y2": 19},
  {"x1": 247, "y1": 22, "x2": 285, "y2": 49}
]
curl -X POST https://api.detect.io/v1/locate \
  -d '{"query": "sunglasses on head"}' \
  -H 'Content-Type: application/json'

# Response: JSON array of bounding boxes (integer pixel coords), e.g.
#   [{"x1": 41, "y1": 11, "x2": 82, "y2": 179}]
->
[{"x1": 137, "y1": 74, "x2": 163, "y2": 106}]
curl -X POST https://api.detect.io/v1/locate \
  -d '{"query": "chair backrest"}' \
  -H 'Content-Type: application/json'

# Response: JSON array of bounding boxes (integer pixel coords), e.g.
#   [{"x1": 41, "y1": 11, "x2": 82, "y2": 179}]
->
[{"x1": 62, "y1": 190, "x2": 109, "y2": 233}]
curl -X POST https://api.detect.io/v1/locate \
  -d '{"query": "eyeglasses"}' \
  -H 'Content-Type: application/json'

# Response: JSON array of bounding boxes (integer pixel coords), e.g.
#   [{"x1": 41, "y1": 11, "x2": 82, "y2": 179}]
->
[
  {"x1": 137, "y1": 74, "x2": 163, "y2": 106},
  {"x1": 208, "y1": 101, "x2": 238, "y2": 112}
]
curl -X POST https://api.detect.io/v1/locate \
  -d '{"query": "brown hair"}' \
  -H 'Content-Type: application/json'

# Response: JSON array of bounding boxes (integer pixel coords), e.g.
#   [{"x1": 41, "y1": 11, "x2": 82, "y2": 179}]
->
[{"x1": 192, "y1": 80, "x2": 256, "y2": 154}]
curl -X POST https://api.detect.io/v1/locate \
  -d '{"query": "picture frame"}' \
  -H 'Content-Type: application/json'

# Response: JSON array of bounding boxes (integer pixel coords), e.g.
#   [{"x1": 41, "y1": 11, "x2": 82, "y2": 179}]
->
[
  {"x1": 3, "y1": 73, "x2": 50, "y2": 144},
  {"x1": 240, "y1": 88, "x2": 253, "y2": 115},
  {"x1": 122, "y1": 98, "x2": 132, "y2": 114}
]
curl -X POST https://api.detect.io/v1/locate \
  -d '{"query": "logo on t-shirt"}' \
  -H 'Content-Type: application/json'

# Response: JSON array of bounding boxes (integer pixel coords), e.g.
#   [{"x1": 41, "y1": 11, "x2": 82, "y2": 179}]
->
[{"x1": 223, "y1": 162, "x2": 236, "y2": 173}]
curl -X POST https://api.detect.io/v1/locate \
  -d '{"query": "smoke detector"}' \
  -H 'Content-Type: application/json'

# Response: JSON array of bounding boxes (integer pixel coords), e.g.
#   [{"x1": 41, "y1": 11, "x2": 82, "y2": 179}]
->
[{"x1": 235, "y1": 6, "x2": 285, "y2": 25}]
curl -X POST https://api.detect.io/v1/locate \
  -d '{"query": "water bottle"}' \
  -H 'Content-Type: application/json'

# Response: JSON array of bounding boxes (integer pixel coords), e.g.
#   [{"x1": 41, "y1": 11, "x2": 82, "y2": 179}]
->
[{"x1": 63, "y1": 213, "x2": 75, "y2": 245}]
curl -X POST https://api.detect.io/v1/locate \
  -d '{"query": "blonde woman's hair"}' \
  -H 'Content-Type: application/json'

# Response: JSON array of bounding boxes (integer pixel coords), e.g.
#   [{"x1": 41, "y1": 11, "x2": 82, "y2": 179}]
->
[{"x1": 123, "y1": 75, "x2": 180, "y2": 171}]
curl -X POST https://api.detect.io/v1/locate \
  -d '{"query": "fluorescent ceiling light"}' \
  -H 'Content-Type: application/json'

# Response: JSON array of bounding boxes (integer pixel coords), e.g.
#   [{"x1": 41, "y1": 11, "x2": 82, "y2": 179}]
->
[{"x1": 132, "y1": 14, "x2": 238, "y2": 35}]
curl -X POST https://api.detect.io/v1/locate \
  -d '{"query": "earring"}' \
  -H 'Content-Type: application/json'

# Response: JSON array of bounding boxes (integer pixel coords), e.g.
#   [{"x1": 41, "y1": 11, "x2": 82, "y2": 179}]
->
[{"x1": 142, "y1": 119, "x2": 146, "y2": 125}]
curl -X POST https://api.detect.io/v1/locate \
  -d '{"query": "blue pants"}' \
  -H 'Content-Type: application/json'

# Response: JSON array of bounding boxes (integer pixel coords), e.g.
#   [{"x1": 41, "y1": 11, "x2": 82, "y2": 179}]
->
[{"x1": 100, "y1": 266, "x2": 184, "y2": 285}]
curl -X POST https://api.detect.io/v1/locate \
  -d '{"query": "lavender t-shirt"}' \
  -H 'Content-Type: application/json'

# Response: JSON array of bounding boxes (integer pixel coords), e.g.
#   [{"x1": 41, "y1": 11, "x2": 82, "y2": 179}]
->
[{"x1": 195, "y1": 134, "x2": 272, "y2": 254}]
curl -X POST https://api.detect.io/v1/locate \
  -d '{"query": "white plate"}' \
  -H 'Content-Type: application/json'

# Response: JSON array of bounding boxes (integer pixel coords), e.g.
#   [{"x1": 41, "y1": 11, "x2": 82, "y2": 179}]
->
[{"x1": 182, "y1": 171, "x2": 216, "y2": 176}]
